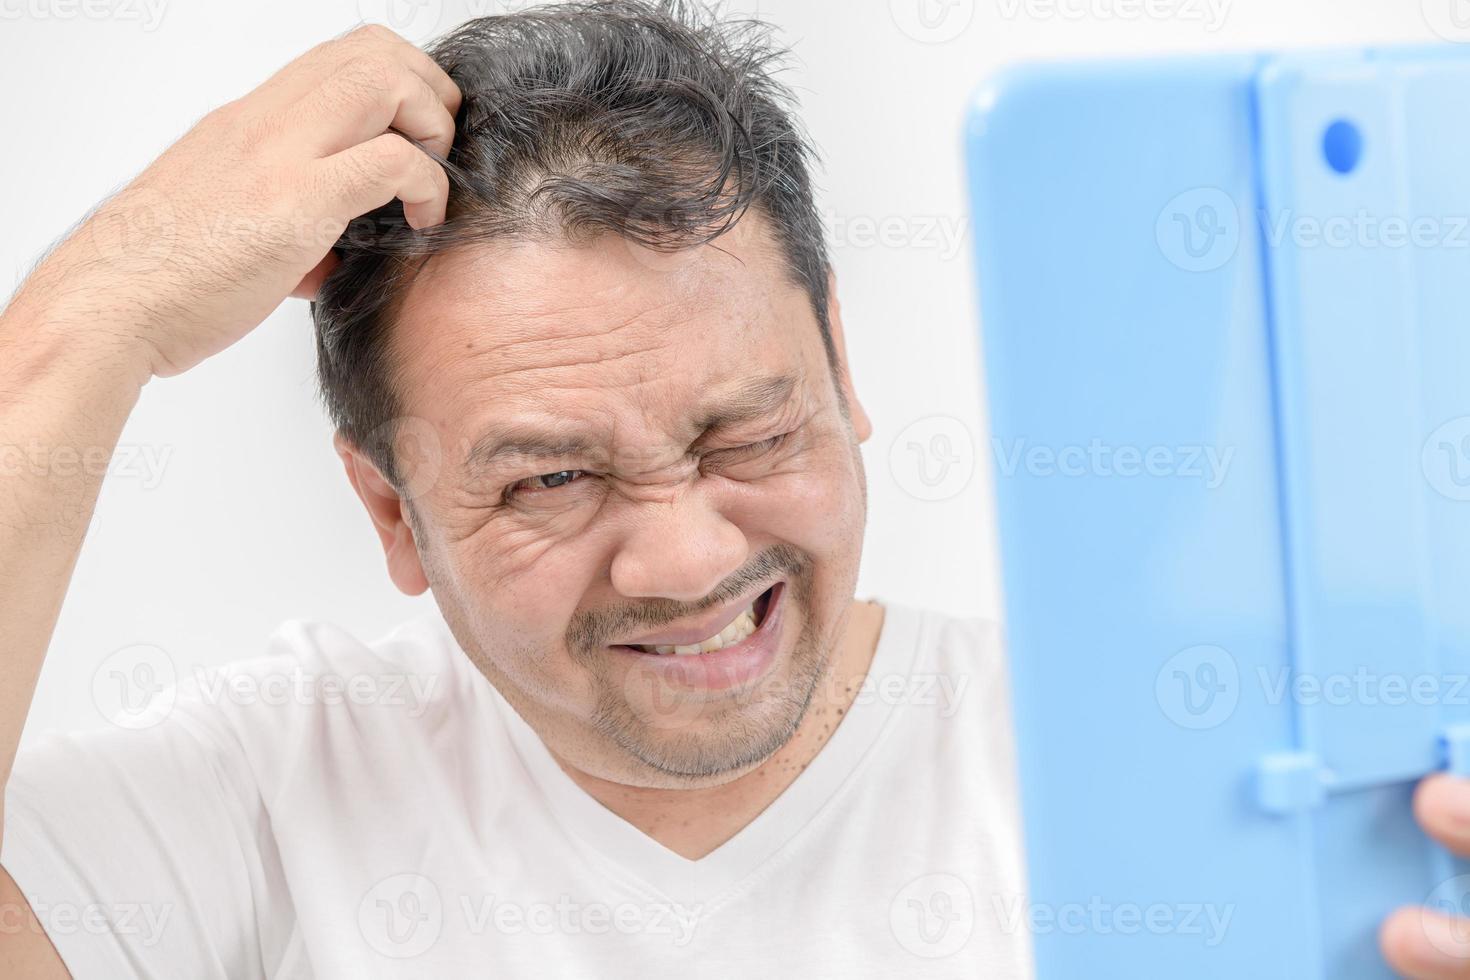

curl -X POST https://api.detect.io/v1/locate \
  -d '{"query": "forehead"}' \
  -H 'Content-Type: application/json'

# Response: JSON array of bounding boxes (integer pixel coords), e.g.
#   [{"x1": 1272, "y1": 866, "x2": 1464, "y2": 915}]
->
[{"x1": 388, "y1": 213, "x2": 820, "y2": 466}]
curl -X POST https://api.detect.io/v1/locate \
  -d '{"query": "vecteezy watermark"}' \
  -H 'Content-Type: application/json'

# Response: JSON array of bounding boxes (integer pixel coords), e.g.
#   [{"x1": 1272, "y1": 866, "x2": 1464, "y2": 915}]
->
[
  {"x1": 1423, "y1": 416, "x2": 1470, "y2": 501},
  {"x1": 1424, "y1": 874, "x2": 1470, "y2": 956},
  {"x1": 1156, "y1": 642, "x2": 1470, "y2": 730},
  {"x1": 359, "y1": 874, "x2": 443, "y2": 959},
  {"x1": 0, "y1": 0, "x2": 168, "y2": 31},
  {"x1": 358, "y1": 874, "x2": 703, "y2": 959},
  {"x1": 824, "y1": 209, "x2": 970, "y2": 263},
  {"x1": 0, "y1": 897, "x2": 173, "y2": 947},
  {"x1": 1156, "y1": 187, "x2": 1241, "y2": 273},
  {"x1": 991, "y1": 894, "x2": 1235, "y2": 946},
  {"x1": 362, "y1": 415, "x2": 444, "y2": 502},
  {"x1": 459, "y1": 0, "x2": 544, "y2": 16},
  {"x1": 1422, "y1": 0, "x2": 1470, "y2": 43},
  {"x1": 190, "y1": 664, "x2": 440, "y2": 718},
  {"x1": 853, "y1": 670, "x2": 972, "y2": 719},
  {"x1": 994, "y1": 0, "x2": 1231, "y2": 31},
  {"x1": 889, "y1": 0, "x2": 976, "y2": 44},
  {"x1": 891, "y1": 873, "x2": 975, "y2": 959},
  {"x1": 620, "y1": 661, "x2": 977, "y2": 733},
  {"x1": 85, "y1": 186, "x2": 177, "y2": 272},
  {"x1": 355, "y1": 0, "x2": 444, "y2": 40},
  {"x1": 456, "y1": 895, "x2": 700, "y2": 946},
  {"x1": 889, "y1": 416, "x2": 976, "y2": 502},
  {"x1": 1157, "y1": 188, "x2": 1470, "y2": 272},
  {"x1": 1155, "y1": 645, "x2": 1240, "y2": 730},
  {"x1": 1257, "y1": 666, "x2": 1470, "y2": 709},
  {"x1": 0, "y1": 441, "x2": 173, "y2": 489},
  {"x1": 92, "y1": 643, "x2": 178, "y2": 729},
  {"x1": 1257, "y1": 209, "x2": 1470, "y2": 251},
  {"x1": 991, "y1": 438, "x2": 1234, "y2": 489}
]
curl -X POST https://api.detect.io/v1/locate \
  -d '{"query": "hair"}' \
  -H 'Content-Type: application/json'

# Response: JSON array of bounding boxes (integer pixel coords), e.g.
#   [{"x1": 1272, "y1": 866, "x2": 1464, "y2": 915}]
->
[{"x1": 312, "y1": 0, "x2": 834, "y2": 490}]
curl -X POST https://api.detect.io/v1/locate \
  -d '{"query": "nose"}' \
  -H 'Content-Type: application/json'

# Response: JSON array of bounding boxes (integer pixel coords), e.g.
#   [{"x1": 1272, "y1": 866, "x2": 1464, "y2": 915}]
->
[{"x1": 608, "y1": 483, "x2": 748, "y2": 603}]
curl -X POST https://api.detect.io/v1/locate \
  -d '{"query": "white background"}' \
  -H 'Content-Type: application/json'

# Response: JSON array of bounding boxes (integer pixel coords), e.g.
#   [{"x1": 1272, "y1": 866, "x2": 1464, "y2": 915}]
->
[{"x1": 0, "y1": 0, "x2": 1439, "y2": 739}]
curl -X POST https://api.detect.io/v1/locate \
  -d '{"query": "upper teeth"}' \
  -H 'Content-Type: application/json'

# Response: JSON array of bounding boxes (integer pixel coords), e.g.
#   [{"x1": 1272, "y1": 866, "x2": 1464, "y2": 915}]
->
[{"x1": 641, "y1": 602, "x2": 759, "y2": 656}]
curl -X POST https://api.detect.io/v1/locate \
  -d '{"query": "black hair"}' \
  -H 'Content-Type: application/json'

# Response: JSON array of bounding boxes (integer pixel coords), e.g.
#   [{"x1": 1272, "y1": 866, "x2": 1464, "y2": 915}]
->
[{"x1": 311, "y1": 0, "x2": 832, "y2": 488}]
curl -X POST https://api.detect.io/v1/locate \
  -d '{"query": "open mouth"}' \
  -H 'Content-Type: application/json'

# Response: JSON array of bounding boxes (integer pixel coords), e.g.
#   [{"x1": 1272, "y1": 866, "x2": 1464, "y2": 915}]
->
[{"x1": 616, "y1": 583, "x2": 781, "y2": 657}]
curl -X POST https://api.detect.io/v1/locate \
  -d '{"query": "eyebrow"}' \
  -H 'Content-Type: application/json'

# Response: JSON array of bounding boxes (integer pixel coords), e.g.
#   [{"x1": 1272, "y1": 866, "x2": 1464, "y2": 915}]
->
[
  {"x1": 696, "y1": 372, "x2": 799, "y2": 431},
  {"x1": 463, "y1": 373, "x2": 801, "y2": 478}
]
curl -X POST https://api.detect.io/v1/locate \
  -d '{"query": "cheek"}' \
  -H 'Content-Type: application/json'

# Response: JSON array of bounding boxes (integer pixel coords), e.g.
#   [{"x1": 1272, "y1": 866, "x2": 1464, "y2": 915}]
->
[
  {"x1": 435, "y1": 522, "x2": 605, "y2": 675},
  {"x1": 719, "y1": 437, "x2": 866, "y2": 559}
]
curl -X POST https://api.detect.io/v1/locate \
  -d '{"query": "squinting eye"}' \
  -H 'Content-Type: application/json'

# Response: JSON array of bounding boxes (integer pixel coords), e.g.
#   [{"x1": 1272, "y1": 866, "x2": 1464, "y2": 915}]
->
[
  {"x1": 507, "y1": 470, "x2": 587, "y2": 499},
  {"x1": 744, "y1": 436, "x2": 781, "y2": 453},
  {"x1": 708, "y1": 433, "x2": 789, "y2": 464}
]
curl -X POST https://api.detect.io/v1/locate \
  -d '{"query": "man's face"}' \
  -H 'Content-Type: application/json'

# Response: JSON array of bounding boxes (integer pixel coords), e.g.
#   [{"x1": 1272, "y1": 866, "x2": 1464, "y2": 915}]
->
[{"x1": 341, "y1": 211, "x2": 872, "y2": 790}]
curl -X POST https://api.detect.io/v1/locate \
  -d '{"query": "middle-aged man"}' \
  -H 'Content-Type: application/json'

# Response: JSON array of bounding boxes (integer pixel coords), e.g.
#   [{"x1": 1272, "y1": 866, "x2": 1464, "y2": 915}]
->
[
  {"x1": 1, "y1": 2, "x2": 1469, "y2": 978},
  {"x1": 0, "y1": 3, "x2": 1029, "y2": 976}
]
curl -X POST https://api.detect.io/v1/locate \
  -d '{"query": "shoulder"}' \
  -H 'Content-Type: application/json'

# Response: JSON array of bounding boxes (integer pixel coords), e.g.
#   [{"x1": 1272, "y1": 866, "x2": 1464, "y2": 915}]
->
[
  {"x1": 879, "y1": 600, "x2": 1007, "y2": 677},
  {"x1": 148, "y1": 611, "x2": 486, "y2": 768},
  {"x1": 870, "y1": 601, "x2": 1015, "y2": 742},
  {"x1": 251, "y1": 609, "x2": 466, "y2": 677}
]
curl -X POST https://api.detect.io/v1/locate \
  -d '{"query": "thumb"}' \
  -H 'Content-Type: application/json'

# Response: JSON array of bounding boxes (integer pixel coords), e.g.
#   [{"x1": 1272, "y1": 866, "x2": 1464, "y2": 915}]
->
[{"x1": 291, "y1": 251, "x2": 340, "y2": 300}]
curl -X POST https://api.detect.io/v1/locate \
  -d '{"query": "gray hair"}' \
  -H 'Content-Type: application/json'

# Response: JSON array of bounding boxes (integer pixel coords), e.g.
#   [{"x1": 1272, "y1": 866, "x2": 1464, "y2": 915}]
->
[{"x1": 312, "y1": 0, "x2": 833, "y2": 489}]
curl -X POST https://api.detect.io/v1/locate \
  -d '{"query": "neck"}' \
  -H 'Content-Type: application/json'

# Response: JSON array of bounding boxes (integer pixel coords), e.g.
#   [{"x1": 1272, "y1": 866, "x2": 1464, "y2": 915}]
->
[{"x1": 553, "y1": 597, "x2": 886, "y2": 860}]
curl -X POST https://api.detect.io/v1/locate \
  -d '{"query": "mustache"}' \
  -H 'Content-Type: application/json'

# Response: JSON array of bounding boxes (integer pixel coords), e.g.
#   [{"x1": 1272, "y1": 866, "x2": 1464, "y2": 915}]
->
[{"x1": 566, "y1": 543, "x2": 807, "y2": 652}]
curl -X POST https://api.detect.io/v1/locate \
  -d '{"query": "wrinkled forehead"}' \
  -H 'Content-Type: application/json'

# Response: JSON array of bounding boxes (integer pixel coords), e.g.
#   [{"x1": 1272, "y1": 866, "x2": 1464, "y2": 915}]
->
[{"x1": 386, "y1": 213, "x2": 820, "y2": 470}]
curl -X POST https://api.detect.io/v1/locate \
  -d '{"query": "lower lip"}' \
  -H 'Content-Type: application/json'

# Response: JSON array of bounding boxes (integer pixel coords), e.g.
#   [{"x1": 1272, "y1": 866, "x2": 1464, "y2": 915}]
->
[{"x1": 609, "y1": 582, "x2": 787, "y2": 692}]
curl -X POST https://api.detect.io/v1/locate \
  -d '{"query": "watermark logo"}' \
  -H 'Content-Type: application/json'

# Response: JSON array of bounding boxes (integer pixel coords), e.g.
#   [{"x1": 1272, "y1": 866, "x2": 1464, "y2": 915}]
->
[
  {"x1": 1156, "y1": 188, "x2": 1240, "y2": 272},
  {"x1": 993, "y1": 894, "x2": 1234, "y2": 945},
  {"x1": 619, "y1": 661, "x2": 975, "y2": 734},
  {"x1": 1160, "y1": 192, "x2": 1470, "y2": 270},
  {"x1": 1423, "y1": 0, "x2": 1470, "y2": 43},
  {"x1": 87, "y1": 187, "x2": 177, "y2": 273},
  {"x1": 459, "y1": 894, "x2": 700, "y2": 944},
  {"x1": 92, "y1": 643, "x2": 177, "y2": 729},
  {"x1": 889, "y1": 0, "x2": 975, "y2": 43},
  {"x1": 360, "y1": 415, "x2": 443, "y2": 502},
  {"x1": 0, "y1": 441, "x2": 173, "y2": 489},
  {"x1": 824, "y1": 209, "x2": 969, "y2": 262},
  {"x1": 0, "y1": 0, "x2": 169, "y2": 31},
  {"x1": 191, "y1": 665, "x2": 439, "y2": 717},
  {"x1": 359, "y1": 874, "x2": 702, "y2": 954},
  {"x1": 991, "y1": 438, "x2": 1233, "y2": 488},
  {"x1": 359, "y1": 873, "x2": 443, "y2": 959},
  {"x1": 1424, "y1": 874, "x2": 1470, "y2": 955},
  {"x1": 1423, "y1": 416, "x2": 1470, "y2": 501},
  {"x1": 1257, "y1": 209, "x2": 1470, "y2": 250},
  {"x1": 1155, "y1": 644, "x2": 1239, "y2": 730},
  {"x1": 460, "y1": 0, "x2": 544, "y2": 15},
  {"x1": 994, "y1": 0, "x2": 1231, "y2": 30},
  {"x1": 356, "y1": 0, "x2": 443, "y2": 40},
  {"x1": 891, "y1": 873, "x2": 975, "y2": 958},
  {"x1": 0, "y1": 898, "x2": 173, "y2": 947},
  {"x1": 890, "y1": 416, "x2": 976, "y2": 502}
]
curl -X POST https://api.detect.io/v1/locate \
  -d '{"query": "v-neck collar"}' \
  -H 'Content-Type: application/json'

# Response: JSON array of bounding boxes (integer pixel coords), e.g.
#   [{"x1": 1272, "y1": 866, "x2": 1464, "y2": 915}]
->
[{"x1": 486, "y1": 601, "x2": 926, "y2": 906}]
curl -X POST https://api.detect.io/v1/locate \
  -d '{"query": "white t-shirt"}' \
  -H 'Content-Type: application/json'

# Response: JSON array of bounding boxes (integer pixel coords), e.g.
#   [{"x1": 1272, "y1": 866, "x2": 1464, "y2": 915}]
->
[{"x1": 1, "y1": 601, "x2": 1034, "y2": 979}]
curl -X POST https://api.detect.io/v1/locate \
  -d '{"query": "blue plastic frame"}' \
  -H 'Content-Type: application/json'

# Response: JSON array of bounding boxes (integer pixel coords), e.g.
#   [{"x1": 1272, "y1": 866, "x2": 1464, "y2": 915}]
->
[{"x1": 966, "y1": 47, "x2": 1470, "y2": 978}]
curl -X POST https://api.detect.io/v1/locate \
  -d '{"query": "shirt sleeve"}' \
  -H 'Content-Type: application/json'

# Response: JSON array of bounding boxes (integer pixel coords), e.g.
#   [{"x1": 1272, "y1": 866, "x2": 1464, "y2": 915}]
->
[{"x1": 0, "y1": 687, "x2": 294, "y2": 980}]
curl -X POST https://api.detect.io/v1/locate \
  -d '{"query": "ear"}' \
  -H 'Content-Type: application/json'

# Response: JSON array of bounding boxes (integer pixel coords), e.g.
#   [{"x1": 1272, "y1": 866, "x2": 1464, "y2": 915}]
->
[
  {"x1": 334, "y1": 431, "x2": 431, "y2": 596},
  {"x1": 826, "y1": 269, "x2": 873, "y2": 443}
]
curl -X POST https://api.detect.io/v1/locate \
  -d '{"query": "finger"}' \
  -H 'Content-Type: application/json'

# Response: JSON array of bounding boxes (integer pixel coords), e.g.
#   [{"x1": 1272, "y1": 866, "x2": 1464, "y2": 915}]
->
[
  {"x1": 360, "y1": 25, "x2": 462, "y2": 118},
  {"x1": 1416, "y1": 774, "x2": 1470, "y2": 856},
  {"x1": 1382, "y1": 904, "x2": 1470, "y2": 978},
  {"x1": 290, "y1": 252, "x2": 340, "y2": 300},
  {"x1": 249, "y1": 25, "x2": 460, "y2": 128},
  {"x1": 333, "y1": 24, "x2": 462, "y2": 118},
  {"x1": 287, "y1": 53, "x2": 457, "y2": 161},
  {"x1": 313, "y1": 132, "x2": 451, "y2": 229}
]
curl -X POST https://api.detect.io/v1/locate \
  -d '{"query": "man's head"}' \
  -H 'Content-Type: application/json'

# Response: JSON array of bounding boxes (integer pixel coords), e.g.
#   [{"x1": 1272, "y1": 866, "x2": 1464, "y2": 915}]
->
[{"x1": 313, "y1": 0, "x2": 872, "y2": 790}]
